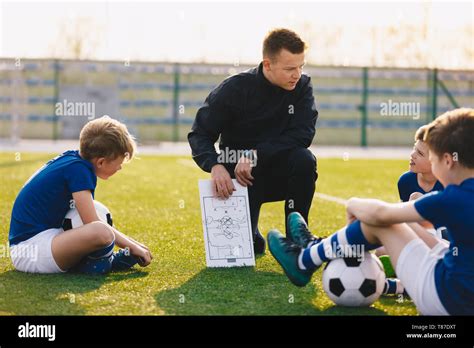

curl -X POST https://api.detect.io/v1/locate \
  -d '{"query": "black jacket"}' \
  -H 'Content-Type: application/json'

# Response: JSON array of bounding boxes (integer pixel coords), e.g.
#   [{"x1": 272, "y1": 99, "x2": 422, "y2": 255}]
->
[{"x1": 187, "y1": 62, "x2": 318, "y2": 172}]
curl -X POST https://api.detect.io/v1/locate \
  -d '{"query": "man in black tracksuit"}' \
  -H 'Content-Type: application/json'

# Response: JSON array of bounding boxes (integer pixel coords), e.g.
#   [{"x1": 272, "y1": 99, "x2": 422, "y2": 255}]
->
[{"x1": 188, "y1": 29, "x2": 318, "y2": 254}]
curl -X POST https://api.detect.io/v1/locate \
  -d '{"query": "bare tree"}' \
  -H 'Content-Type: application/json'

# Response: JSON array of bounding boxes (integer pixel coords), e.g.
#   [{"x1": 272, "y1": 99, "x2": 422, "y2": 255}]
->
[{"x1": 49, "y1": 17, "x2": 103, "y2": 60}]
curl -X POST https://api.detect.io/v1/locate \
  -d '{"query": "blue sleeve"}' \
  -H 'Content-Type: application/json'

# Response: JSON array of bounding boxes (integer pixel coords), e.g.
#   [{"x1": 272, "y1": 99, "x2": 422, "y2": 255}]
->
[
  {"x1": 414, "y1": 190, "x2": 446, "y2": 225},
  {"x1": 64, "y1": 162, "x2": 96, "y2": 194},
  {"x1": 397, "y1": 177, "x2": 405, "y2": 201},
  {"x1": 397, "y1": 173, "x2": 409, "y2": 202}
]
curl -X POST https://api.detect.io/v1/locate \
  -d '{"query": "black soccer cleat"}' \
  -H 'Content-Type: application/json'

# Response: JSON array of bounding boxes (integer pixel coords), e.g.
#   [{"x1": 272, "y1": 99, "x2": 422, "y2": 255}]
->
[
  {"x1": 253, "y1": 228, "x2": 266, "y2": 255},
  {"x1": 111, "y1": 248, "x2": 139, "y2": 271}
]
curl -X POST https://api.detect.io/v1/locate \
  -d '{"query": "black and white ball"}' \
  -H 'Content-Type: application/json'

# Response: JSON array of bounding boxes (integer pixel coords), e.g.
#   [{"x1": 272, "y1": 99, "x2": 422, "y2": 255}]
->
[
  {"x1": 322, "y1": 252, "x2": 385, "y2": 307},
  {"x1": 62, "y1": 200, "x2": 113, "y2": 230}
]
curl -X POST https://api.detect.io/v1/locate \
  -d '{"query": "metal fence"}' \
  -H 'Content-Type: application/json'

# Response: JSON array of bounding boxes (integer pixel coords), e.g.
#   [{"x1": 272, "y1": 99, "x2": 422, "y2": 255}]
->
[{"x1": 1, "y1": 58, "x2": 473, "y2": 146}]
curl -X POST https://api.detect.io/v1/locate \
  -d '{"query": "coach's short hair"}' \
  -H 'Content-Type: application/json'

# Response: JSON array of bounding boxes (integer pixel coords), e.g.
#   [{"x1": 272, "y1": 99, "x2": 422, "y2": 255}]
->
[
  {"x1": 423, "y1": 108, "x2": 474, "y2": 168},
  {"x1": 263, "y1": 28, "x2": 307, "y2": 60},
  {"x1": 80, "y1": 115, "x2": 137, "y2": 161}
]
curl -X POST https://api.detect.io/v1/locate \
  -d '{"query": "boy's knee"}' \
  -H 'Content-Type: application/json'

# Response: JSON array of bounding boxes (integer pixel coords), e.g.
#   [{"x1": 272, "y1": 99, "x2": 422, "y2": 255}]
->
[{"x1": 89, "y1": 221, "x2": 115, "y2": 246}]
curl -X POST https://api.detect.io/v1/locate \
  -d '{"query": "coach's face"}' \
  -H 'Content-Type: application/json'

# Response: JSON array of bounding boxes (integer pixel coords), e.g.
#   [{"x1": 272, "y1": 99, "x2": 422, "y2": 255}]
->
[{"x1": 262, "y1": 49, "x2": 305, "y2": 91}]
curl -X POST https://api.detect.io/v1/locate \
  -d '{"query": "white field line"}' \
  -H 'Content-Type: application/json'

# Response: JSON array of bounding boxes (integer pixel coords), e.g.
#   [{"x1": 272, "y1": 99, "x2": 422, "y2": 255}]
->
[
  {"x1": 177, "y1": 158, "x2": 348, "y2": 206},
  {"x1": 315, "y1": 192, "x2": 347, "y2": 206}
]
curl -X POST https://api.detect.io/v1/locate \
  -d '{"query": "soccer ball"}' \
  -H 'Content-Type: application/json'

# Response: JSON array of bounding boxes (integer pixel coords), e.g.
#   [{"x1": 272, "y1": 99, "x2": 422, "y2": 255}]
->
[
  {"x1": 62, "y1": 200, "x2": 113, "y2": 230},
  {"x1": 322, "y1": 252, "x2": 385, "y2": 307}
]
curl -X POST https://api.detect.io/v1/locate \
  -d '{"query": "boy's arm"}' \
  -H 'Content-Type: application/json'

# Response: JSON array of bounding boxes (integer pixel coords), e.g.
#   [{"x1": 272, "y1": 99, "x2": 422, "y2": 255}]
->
[
  {"x1": 72, "y1": 190, "x2": 152, "y2": 265},
  {"x1": 110, "y1": 227, "x2": 152, "y2": 266},
  {"x1": 73, "y1": 190, "x2": 140, "y2": 247},
  {"x1": 111, "y1": 227, "x2": 149, "y2": 251},
  {"x1": 72, "y1": 190, "x2": 100, "y2": 223},
  {"x1": 346, "y1": 198, "x2": 425, "y2": 226}
]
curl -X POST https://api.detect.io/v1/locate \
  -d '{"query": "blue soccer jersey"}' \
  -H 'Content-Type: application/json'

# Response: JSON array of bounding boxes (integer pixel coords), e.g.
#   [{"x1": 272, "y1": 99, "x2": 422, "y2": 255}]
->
[
  {"x1": 414, "y1": 178, "x2": 474, "y2": 315},
  {"x1": 9, "y1": 150, "x2": 97, "y2": 246},
  {"x1": 398, "y1": 171, "x2": 444, "y2": 202}
]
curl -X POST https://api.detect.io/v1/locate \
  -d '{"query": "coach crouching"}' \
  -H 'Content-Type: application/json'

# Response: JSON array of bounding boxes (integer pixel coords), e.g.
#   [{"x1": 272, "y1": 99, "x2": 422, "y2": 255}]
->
[{"x1": 188, "y1": 28, "x2": 318, "y2": 255}]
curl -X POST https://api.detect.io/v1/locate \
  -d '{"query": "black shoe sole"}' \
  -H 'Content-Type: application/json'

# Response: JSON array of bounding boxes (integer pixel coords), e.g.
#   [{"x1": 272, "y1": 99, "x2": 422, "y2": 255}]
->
[{"x1": 253, "y1": 231, "x2": 266, "y2": 255}]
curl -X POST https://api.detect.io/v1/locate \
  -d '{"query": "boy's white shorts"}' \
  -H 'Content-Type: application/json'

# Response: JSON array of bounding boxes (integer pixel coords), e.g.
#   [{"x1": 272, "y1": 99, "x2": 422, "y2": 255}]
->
[
  {"x1": 10, "y1": 228, "x2": 66, "y2": 274},
  {"x1": 396, "y1": 238, "x2": 450, "y2": 315}
]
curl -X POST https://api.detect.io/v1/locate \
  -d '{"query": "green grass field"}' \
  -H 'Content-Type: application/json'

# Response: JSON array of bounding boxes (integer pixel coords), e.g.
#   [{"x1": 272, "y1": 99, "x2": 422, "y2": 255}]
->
[{"x1": 0, "y1": 152, "x2": 418, "y2": 315}]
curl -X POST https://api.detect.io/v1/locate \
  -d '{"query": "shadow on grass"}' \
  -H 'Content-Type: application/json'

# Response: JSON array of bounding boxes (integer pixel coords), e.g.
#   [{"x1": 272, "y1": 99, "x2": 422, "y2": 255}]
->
[
  {"x1": 321, "y1": 293, "x2": 418, "y2": 316},
  {"x1": 322, "y1": 304, "x2": 387, "y2": 315},
  {"x1": 155, "y1": 267, "x2": 317, "y2": 315},
  {"x1": 155, "y1": 267, "x2": 389, "y2": 316},
  {"x1": 0, "y1": 269, "x2": 148, "y2": 315},
  {"x1": 376, "y1": 294, "x2": 418, "y2": 315}
]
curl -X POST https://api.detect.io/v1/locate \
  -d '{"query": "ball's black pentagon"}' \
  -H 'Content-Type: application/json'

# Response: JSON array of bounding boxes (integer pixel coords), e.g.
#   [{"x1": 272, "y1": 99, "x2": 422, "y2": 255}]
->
[
  {"x1": 329, "y1": 278, "x2": 345, "y2": 297},
  {"x1": 343, "y1": 257, "x2": 362, "y2": 267},
  {"x1": 62, "y1": 218, "x2": 73, "y2": 231},
  {"x1": 359, "y1": 279, "x2": 377, "y2": 297}
]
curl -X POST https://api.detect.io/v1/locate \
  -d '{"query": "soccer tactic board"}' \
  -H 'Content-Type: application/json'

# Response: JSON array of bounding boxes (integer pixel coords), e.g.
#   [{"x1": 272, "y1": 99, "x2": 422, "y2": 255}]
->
[{"x1": 198, "y1": 179, "x2": 255, "y2": 267}]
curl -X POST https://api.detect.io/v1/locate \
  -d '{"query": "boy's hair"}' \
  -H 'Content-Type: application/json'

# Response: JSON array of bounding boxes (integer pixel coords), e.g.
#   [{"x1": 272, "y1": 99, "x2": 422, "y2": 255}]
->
[
  {"x1": 414, "y1": 125, "x2": 428, "y2": 142},
  {"x1": 79, "y1": 115, "x2": 137, "y2": 161},
  {"x1": 263, "y1": 28, "x2": 307, "y2": 60},
  {"x1": 423, "y1": 108, "x2": 474, "y2": 168}
]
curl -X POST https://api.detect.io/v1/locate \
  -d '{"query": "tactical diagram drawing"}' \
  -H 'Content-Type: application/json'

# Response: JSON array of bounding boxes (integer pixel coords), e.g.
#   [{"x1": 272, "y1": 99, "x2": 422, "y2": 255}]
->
[{"x1": 199, "y1": 180, "x2": 255, "y2": 267}]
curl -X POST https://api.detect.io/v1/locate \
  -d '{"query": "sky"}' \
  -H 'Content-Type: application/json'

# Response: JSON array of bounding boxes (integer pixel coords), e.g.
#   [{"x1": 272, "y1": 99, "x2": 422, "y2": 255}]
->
[{"x1": 0, "y1": 0, "x2": 473, "y2": 68}]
